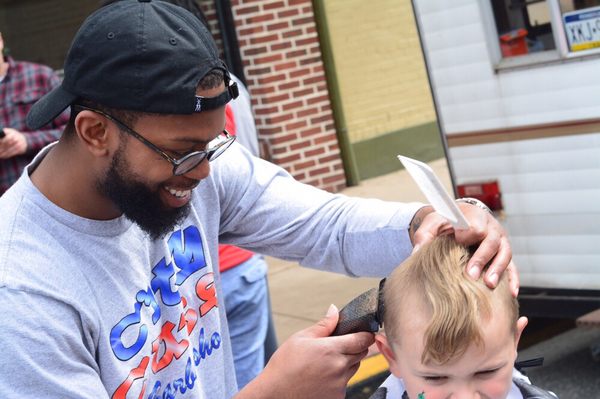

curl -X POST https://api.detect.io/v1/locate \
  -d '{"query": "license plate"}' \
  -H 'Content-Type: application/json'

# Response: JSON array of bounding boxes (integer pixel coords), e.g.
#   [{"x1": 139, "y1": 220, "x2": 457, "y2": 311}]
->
[{"x1": 564, "y1": 6, "x2": 600, "y2": 52}]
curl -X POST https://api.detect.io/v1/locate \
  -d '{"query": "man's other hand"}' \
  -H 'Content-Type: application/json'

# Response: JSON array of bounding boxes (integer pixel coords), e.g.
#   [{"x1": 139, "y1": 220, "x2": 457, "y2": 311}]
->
[{"x1": 238, "y1": 304, "x2": 374, "y2": 399}]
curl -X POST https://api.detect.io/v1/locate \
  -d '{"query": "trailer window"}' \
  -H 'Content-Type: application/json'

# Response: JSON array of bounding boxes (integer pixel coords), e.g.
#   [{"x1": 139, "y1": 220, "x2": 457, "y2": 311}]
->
[
  {"x1": 491, "y1": 0, "x2": 557, "y2": 58},
  {"x1": 488, "y1": 0, "x2": 600, "y2": 67}
]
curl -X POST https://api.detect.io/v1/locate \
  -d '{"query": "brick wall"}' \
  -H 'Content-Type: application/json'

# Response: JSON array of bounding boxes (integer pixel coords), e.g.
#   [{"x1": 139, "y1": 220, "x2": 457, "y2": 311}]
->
[
  {"x1": 197, "y1": 2, "x2": 224, "y2": 59},
  {"x1": 201, "y1": 0, "x2": 346, "y2": 192}
]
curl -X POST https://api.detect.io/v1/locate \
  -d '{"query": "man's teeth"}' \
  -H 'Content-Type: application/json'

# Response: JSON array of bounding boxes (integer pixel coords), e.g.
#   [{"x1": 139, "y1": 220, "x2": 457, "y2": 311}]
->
[{"x1": 165, "y1": 187, "x2": 191, "y2": 198}]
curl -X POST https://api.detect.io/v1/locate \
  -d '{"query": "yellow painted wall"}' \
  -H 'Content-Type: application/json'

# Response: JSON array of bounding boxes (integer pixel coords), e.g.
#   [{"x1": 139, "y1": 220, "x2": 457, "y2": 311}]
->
[{"x1": 324, "y1": 0, "x2": 436, "y2": 143}]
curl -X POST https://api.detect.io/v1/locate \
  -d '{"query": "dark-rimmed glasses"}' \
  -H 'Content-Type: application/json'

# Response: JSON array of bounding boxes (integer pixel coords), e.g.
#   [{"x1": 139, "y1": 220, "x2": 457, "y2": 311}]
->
[{"x1": 74, "y1": 105, "x2": 236, "y2": 176}]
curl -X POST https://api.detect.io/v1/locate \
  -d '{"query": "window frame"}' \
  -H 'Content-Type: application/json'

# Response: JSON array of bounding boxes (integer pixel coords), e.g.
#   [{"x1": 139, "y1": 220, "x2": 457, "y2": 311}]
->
[{"x1": 484, "y1": 0, "x2": 600, "y2": 71}]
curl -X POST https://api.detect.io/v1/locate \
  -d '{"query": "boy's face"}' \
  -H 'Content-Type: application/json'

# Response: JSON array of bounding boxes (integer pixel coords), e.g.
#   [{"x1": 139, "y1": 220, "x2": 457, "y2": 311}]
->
[{"x1": 376, "y1": 297, "x2": 527, "y2": 399}]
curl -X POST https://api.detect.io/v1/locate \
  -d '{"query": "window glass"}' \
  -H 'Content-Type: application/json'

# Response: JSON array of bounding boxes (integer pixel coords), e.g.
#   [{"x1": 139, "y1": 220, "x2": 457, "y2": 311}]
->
[
  {"x1": 560, "y1": 0, "x2": 600, "y2": 51},
  {"x1": 559, "y1": 0, "x2": 600, "y2": 13},
  {"x1": 491, "y1": 0, "x2": 556, "y2": 58}
]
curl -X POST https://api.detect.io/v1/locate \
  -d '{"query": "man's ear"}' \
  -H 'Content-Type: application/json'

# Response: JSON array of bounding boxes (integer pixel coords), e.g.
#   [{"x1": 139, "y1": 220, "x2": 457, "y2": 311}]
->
[
  {"x1": 375, "y1": 333, "x2": 402, "y2": 377},
  {"x1": 74, "y1": 110, "x2": 113, "y2": 157}
]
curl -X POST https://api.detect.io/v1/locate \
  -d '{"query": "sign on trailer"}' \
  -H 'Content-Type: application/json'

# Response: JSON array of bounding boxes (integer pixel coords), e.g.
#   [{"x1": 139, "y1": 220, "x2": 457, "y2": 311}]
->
[{"x1": 564, "y1": 6, "x2": 600, "y2": 52}]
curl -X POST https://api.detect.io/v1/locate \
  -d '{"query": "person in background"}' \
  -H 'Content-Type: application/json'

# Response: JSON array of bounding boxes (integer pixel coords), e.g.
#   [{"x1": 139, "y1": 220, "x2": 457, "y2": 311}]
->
[
  {"x1": 374, "y1": 236, "x2": 556, "y2": 398},
  {"x1": 0, "y1": 31, "x2": 69, "y2": 195},
  {"x1": 99, "y1": 0, "x2": 278, "y2": 389}
]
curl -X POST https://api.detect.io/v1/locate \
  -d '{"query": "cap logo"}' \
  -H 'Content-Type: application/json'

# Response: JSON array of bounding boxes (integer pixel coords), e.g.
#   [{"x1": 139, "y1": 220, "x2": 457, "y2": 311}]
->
[{"x1": 195, "y1": 97, "x2": 203, "y2": 112}]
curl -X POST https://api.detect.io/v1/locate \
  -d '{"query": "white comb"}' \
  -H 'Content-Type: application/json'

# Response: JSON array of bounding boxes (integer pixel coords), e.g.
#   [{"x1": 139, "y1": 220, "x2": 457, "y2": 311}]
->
[{"x1": 398, "y1": 155, "x2": 469, "y2": 230}]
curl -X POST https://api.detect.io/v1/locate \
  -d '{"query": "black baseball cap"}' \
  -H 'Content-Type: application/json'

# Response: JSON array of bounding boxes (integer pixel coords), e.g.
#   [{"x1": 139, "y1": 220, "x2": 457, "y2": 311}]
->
[{"x1": 27, "y1": 0, "x2": 238, "y2": 130}]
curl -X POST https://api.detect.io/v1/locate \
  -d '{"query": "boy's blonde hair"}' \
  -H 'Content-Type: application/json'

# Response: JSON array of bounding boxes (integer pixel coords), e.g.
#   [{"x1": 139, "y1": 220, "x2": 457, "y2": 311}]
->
[{"x1": 383, "y1": 235, "x2": 518, "y2": 365}]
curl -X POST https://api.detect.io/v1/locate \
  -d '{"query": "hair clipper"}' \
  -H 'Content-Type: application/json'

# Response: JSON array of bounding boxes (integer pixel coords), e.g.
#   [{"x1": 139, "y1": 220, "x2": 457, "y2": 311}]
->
[{"x1": 332, "y1": 278, "x2": 386, "y2": 335}]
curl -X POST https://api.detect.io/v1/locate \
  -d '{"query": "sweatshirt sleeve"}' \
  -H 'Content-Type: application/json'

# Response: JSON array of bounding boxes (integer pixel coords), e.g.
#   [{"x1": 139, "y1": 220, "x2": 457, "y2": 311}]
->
[{"x1": 213, "y1": 143, "x2": 425, "y2": 278}]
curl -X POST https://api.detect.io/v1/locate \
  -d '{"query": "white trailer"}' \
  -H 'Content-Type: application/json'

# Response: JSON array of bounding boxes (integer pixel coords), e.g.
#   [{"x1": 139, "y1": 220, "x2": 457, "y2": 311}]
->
[{"x1": 412, "y1": 0, "x2": 600, "y2": 317}]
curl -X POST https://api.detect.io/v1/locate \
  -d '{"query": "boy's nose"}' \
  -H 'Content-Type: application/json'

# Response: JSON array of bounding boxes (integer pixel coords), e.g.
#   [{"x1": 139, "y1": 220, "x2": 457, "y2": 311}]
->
[{"x1": 450, "y1": 389, "x2": 484, "y2": 399}]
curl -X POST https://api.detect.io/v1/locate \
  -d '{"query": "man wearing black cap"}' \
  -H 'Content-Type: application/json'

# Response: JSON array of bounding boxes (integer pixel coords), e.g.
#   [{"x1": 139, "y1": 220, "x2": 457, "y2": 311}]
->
[{"x1": 0, "y1": 1, "x2": 516, "y2": 398}]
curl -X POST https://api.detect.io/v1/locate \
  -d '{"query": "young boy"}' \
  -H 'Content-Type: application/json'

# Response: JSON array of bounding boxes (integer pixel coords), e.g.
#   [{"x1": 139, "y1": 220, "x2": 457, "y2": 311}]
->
[{"x1": 374, "y1": 236, "x2": 556, "y2": 399}]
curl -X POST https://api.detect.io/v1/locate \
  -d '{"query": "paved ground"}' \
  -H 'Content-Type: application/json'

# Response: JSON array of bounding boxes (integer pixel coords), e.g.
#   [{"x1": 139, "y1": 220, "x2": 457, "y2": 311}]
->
[{"x1": 518, "y1": 325, "x2": 600, "y2": 397}]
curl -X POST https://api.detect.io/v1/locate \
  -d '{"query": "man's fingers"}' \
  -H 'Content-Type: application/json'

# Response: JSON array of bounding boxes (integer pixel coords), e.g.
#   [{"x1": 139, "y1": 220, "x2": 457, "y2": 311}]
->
[
  {"x1": 344, "y1": 348, "x2": 369, "y2": 366},
  {"x1": 482, "y1": 236, "x2": 513, "y2": 289},
  {"x1": 412, "y1": 212, "x2": 452, "y2": 252},
  {"x1": 340, "y1": 351, "x2": 367, "y2": 383},
  {"x1": 414, "y1": 204, "x2": 516, "y2": 293},
  {"x1": 506, "y1": 260, "x2": 520, "y2": 297},
  {"x1": 301, "y1": 304, "x2": 339, "y2": 338},
  {"x1": 462, "y1": 236, "x2": 498, "y2": 280},
  {"x1": 330, "y1": 331, "x2": 375, "y2": 355},
  {"x1": 312, "y1": 330, "x2": 375, "y2": 357},
  {"x1": 453, "y1": 212, "x2": 487, "y2": 246},
  {"x1": 458, "y1": 215, "x2": 501, "y2": 280},
  {"x1": 344, "y1": 361, "x2": 362, "y2": 381}
]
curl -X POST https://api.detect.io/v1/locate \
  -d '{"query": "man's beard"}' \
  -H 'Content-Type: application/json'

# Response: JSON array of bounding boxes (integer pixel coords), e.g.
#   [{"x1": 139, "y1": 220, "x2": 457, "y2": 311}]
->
[{"x1": 98, "y1": 145, "x2": 191, "y2": 240}]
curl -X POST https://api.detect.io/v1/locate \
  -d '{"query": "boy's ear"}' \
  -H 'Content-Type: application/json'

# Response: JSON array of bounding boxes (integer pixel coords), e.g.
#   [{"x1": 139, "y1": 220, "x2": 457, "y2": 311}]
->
[
  {"x1": 514, "y1": 316, "x2": 528, "y2": 349},
  {"x1": 375, "y1": 333, "x2": 402, "y2": 377}
]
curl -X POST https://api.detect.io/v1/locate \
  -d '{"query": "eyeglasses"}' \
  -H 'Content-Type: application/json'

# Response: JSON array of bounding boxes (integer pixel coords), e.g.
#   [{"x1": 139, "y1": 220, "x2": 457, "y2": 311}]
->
[{"x1": 74, "y1": 105, "x2": 236, "y2": 175}]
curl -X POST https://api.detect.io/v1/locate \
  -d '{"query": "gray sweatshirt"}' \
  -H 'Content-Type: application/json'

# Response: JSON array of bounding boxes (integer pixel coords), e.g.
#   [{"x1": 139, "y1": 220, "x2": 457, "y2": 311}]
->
[{"x1": 0, "y1": 142, "x2": 422, "y2": 398}]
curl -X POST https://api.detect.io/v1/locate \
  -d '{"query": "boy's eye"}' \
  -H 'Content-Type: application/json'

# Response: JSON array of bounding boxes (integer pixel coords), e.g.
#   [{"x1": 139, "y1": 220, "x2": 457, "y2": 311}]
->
[
  {"x1": 422, "y1": 375, "x2": 448, "y2": 384},
  {"x1": 475, "y1": 368, "x2": 501, "y2": 378}
]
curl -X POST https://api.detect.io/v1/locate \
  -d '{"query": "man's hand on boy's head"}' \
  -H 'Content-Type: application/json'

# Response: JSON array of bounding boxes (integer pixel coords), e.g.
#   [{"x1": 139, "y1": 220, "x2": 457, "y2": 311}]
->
[{"x1": 409, "y1": 203, "x2": 519, "y2": 297}]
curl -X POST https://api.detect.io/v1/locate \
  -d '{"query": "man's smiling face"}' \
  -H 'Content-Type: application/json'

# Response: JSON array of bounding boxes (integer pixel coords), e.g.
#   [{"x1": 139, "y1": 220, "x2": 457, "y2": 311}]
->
[{"x1": 97, "y1": 83, "x2": 227, "y2": 239}]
